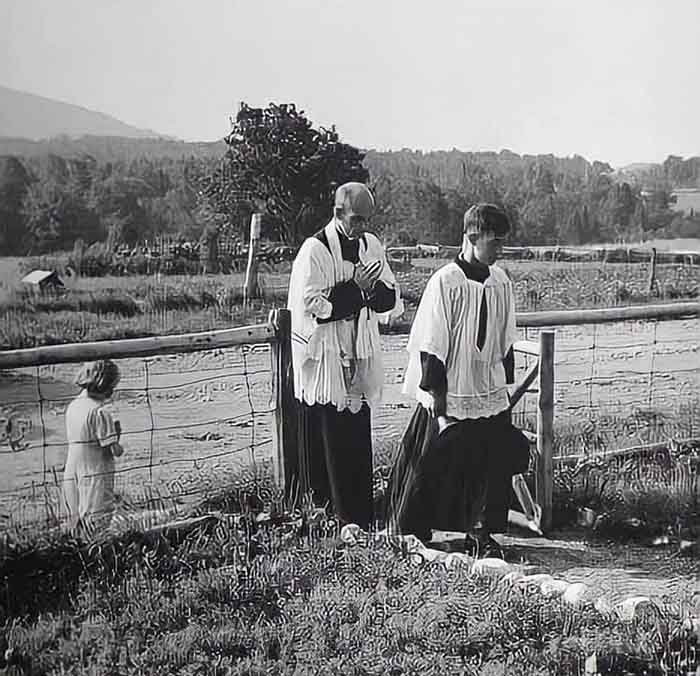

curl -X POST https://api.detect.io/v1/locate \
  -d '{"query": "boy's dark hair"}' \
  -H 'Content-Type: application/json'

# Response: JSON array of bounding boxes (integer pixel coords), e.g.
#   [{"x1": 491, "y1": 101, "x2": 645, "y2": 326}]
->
[{"x1": 463, "y1": 203, "x2": 511, "y2": 236}]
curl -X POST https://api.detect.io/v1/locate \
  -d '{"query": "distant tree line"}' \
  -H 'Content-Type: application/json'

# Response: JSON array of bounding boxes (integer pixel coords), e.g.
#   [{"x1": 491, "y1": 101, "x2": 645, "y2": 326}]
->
[
  {"x1": 363, "y1": 150, "x2": 700, "y2": 247},
  {"x1": 1, "y1": 107, "x2": 699, "y2": 257},
  {"x1": 0, "y1": 151, "x2": 216, "y2": 256}
]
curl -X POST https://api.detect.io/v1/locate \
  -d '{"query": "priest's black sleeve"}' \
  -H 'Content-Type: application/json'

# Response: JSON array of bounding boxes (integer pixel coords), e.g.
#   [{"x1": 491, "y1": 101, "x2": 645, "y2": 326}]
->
[
  {"x1": 503, "y1": 347, "x2": 515, "y2": 385},
  {"x1": 419, "y1": 352, "x2": 447, "y2": 396},
  {"x1": 315, "y1": 280, "x2": 364, "y2": 324},
  {"x1": 419, "y1": 352, "x2": 447, "y2": 417},
  {"x1": 366, "y1": 281, "x2": 396, "y2": 313}
]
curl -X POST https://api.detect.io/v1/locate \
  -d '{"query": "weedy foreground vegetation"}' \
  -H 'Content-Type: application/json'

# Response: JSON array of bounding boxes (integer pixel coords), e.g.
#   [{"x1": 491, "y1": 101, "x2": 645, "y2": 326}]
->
[
  {"x1": 1, "y1": 504, "x2": 698, "y2": 674},
  {"x1": 1, "y1": 446, "x2": 699, "y2": 676}
]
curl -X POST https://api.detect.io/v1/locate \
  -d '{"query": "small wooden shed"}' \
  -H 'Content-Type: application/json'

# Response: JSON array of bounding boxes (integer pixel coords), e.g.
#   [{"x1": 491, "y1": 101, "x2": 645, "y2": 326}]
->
[{"x1": 20, "y1": 269, "x2": 64, "y2": 292}]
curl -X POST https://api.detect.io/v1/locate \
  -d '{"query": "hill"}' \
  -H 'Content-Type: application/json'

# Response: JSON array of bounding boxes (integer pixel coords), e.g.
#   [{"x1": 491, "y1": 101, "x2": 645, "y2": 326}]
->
[
  {"x1": 0, "y1": 134, "x2": 228, "y2": 162},
  {"x1": 0, "y1": 85, "x2": 165, "y2": 141},
  {"x1": 615, "y1": 157, "x2": 700, "y2": 190}
]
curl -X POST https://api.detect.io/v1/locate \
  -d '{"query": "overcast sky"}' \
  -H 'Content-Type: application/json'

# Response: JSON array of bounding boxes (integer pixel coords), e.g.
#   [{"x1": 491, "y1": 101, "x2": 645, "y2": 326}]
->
[{"x1": 1, "y1": 0, "x2": 698, "y2": 167}]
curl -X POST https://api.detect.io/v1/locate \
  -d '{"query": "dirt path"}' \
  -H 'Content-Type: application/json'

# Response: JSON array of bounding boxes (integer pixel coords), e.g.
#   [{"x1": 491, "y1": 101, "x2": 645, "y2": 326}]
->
[{"x1": 433, "y1": 528, "x2": 700, "y2": 609}]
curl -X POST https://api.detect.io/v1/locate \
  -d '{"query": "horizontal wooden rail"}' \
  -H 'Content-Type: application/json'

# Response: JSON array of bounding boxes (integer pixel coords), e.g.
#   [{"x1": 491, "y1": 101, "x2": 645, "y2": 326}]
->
[
  {"x1": 0, "y1": 302, "x2": 696, "y2": 370},
  {"x1": 0, "y1": 322, "x2": 275, "y2": 369},
  {"x1": 513, "y1": 340, "x2": 540, "y2": 356},
  {"x1": 387, "y1": 243, "x2": 700, "y2": 265},
  {"x1": 554, "y1": 437, "x2": 700, "y2": 465},
  {"x1": 515, "y1": 301, "x2": 699, "y2": 327}
]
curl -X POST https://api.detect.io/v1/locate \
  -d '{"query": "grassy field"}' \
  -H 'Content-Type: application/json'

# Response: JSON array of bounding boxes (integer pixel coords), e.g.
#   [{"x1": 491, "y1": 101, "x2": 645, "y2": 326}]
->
[
  {"x1": 1, "y1": 256, "x2": 697, "y2": 349},
  {"x1": 0, "y1": 266, "x2": 289, "y2": 348}
]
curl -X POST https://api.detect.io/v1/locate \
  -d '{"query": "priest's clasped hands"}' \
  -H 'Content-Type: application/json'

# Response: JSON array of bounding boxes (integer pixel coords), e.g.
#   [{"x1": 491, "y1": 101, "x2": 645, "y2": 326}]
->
[{"x1": 353, "y1": 259, "x2": 383, "y2": 292}]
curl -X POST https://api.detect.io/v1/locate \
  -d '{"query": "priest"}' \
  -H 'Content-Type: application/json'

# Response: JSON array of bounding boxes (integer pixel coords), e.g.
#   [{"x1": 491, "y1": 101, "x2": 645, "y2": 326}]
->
[{"x1": 287, "y1": 182, "x2": 403, "y2": 529}]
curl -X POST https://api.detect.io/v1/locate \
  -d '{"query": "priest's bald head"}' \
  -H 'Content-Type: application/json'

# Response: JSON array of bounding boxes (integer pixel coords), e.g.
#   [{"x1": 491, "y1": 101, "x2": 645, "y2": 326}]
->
[{"x1": 334, "y1": 182, "x2": 375, "y2": 238}]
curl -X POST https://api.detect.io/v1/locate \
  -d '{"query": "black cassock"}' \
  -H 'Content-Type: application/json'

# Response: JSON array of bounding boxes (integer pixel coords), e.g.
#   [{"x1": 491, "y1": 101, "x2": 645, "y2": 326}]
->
[
  {"x1": 387, "y1": 256, "x2": 529, "y2": 540},
  {"x1": 289, "y1": 227, "x2": 395, "y2": 530}
]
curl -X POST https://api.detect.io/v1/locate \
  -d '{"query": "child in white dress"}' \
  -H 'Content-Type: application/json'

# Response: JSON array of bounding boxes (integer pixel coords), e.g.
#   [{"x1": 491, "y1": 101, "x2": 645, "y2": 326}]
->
[{"x1": 63, "y1": 359, "x2": 123, "y2": 531}]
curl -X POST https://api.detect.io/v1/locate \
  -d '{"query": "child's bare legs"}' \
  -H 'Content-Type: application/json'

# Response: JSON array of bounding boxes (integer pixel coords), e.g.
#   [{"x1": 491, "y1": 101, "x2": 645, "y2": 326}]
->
[
  {"x1": 62, "y1": 472, "x2": 81, "y2": 530},
  {"x1": 77, "y1": 469, "x2": 115, "y2": 534}
]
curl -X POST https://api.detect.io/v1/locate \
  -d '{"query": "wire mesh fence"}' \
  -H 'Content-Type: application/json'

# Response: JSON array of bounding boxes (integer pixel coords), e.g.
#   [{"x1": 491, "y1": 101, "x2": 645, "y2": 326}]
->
[
  {"x1": 370, "y1": 308, "x2": 699, "y2": 533},
  {"x1": 371, "y1": 311, "x2": 699, "y2": 460},
  {"x1": 524, "y1": 313, "x2": 699, "y2": 533},
  {"x1": 0, "y1": 298, "x2": 698, "y2": 535},
  {"x1": 537, "y1": 316, "x2": 697, "y2": 457},
  {"x1": 0, "y1": 324, "x2": 282, "y2": 533}
]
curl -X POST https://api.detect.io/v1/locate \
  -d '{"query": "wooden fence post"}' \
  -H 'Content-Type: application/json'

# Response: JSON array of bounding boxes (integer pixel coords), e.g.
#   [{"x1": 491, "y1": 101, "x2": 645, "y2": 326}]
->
[
  {"x1": 647, "y1": 247, "x2": 657, "y2": 295},
  {"x1": 536, "y1": 330, "x2": 555, "y2": 532},
  {"x1": 244, "y1": 213, "x2": 262, "y2": 304},
  {"x1": 269, "y1": 308, "x2": 294, "y2": 492}
]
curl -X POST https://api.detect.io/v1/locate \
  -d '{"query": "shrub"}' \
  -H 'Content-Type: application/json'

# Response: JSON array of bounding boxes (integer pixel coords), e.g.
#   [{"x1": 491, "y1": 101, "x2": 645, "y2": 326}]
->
[{"x1": 72, "y1": 242, "x2": 114, "y2": 277}]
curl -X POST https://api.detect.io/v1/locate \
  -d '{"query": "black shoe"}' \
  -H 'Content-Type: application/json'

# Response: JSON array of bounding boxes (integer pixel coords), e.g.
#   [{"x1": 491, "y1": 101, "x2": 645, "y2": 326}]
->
[
  {"x1": 473, "y1": 533, "x2": 504, "y2": 559},
  {"x1": 416, "y1": 530, "x2": 433, "y2": 547},
  {"x1": 463, "y1": 533, "x2": 480, "y2": 555}
]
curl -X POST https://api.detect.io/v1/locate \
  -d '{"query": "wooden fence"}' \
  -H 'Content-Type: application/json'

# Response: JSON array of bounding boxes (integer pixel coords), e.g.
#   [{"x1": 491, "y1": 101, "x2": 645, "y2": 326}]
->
[
  {"x1": 0, "y1": 310, "x2": 295, "y2": 520},
  {"x1": 1, "y1": 301, "x2": 698, "y2": 534},
  {"x1": 387, "y1": 244, "x2": 700, "y2": 266}
]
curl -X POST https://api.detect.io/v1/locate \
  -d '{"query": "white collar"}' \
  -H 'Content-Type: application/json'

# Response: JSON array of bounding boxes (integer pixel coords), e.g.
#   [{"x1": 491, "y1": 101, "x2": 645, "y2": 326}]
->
[{"x1": 334, "y1": 216, "x2": 355, "y2": 240}]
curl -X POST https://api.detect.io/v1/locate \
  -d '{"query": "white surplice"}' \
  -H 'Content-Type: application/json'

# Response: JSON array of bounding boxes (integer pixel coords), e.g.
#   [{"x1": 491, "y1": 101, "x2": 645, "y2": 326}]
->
[
  {"x1": 287, "y1": 219, "x2": 403, "y2": 412},
  {"x1": 403, "y1": 261, "x2": 517, "y2": 420}
]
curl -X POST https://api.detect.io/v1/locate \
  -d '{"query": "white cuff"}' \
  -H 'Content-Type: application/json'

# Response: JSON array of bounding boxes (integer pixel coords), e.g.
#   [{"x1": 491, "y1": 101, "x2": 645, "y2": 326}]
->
[{"x1": 311, "y1": 297, "x2": 333, "y2": 320}]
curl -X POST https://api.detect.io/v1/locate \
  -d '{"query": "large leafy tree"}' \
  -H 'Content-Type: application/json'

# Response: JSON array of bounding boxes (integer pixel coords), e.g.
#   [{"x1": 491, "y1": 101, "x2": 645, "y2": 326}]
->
[
  {"x1": 22, "y1": 178, "x2": 101, "y2": 254},
  {"x1": 202, "y1": 102, "x2": 368, "y2": 245},
  {"x1": 92, "y1": 175, "x2": 153, "y2": 246},
  {"x1": 0, "y1": 156, "x2": 32, "y2": 254},
  {"x1": 21, "y1": 155, "x2": 102, "y2": 253}
]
